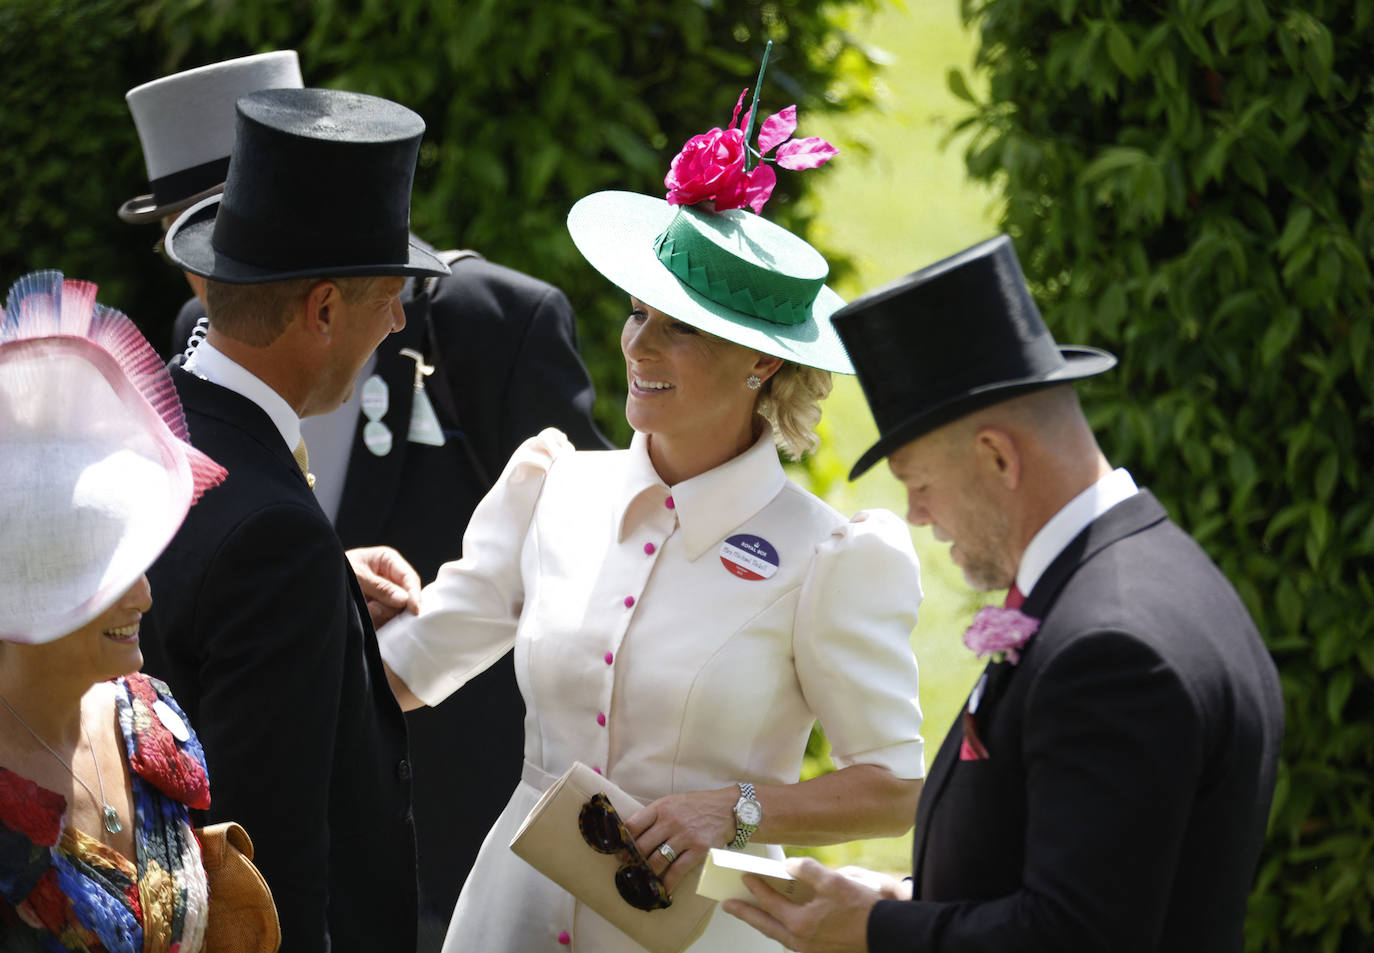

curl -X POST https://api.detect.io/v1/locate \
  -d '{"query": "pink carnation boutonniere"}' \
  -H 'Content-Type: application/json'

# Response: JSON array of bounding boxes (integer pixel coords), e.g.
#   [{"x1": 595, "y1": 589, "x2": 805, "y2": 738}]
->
[
  {"x1": 962, "y1": 607, "x2": 1041, "y2": 665},
  {"x1": 664, "y1": 42, "x2": 837, "y2": 214}
]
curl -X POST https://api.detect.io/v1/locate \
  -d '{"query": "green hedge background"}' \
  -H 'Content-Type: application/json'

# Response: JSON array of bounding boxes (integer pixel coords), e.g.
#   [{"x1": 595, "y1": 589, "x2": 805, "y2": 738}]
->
[
  {"x1": 0, "y1": 0, "x2": 887, "y2": 446},
  {"x1": 949, "y1": 0, "x2": 1373, "y2": 949}
]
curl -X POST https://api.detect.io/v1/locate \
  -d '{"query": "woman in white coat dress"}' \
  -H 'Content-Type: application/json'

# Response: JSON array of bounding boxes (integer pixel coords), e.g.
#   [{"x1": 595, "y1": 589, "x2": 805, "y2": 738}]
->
[{"x1": 378, "y1": 102, "x2": 926, "y2": 953}]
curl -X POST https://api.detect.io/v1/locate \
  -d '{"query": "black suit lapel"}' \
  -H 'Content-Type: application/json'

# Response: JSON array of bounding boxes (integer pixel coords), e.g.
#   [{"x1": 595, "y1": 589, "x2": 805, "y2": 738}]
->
[
  {"x1": 172, "y1": 364, "x2": 313, "y2": 496},
  {"x1": 332, "y1": 300, "x2": 428, "y2": 548},
  {"x1": 911, "y1": 491, "x2": 1168, "y2": 891},
  {"x1": 912, "y1": 662, "x2": 989, "y2": 887}
]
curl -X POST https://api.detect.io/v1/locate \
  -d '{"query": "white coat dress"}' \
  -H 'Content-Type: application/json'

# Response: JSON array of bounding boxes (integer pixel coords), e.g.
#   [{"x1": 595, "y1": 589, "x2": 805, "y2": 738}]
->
[{"x1": 379, "y1": 428, "x2": 925, "y2": 953}]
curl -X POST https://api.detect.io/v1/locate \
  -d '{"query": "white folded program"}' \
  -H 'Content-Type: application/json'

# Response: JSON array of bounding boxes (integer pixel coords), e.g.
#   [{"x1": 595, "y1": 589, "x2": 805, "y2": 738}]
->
[{"x1": 695, "y1": 848, "x2": 814, "y2": 904}]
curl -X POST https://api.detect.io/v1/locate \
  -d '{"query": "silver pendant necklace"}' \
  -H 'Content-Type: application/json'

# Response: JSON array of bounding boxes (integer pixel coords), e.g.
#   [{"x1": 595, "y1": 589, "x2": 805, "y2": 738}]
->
[{"x1": 0, "y1": 689, "x2": 123, "y2": 835}]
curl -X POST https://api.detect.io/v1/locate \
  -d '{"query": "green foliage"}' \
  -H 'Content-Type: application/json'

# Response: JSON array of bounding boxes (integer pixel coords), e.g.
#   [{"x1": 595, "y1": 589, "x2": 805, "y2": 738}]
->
[
  {"x1": 0, "y1": 0, "x2": 161, "y2": 321},
  {"x1": 0, "y1": 0, "x2": 882, "y2": 446},
  {"x1": 951, "y1": 0, "x2": 1374, "y2": 948}
]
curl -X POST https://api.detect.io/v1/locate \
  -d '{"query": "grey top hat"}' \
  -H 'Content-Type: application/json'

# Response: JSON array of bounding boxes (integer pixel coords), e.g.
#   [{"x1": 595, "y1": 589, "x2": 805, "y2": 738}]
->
[
  {"x1": 164, "y1": 88, "x2": 449, "y2": 284},
  {"x1": 835, "y1": 235, "x2": 1117, "y2": 479},
  {"x1": 120, "y1": 51, "x2": 304, "y2": 224}
]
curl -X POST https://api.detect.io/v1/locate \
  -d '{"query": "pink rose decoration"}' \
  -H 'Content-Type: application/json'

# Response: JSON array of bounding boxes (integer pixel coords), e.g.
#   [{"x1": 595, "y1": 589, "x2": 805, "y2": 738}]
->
[
  {"x1": 665, "y1": 126, "x2": 750, "y2": 208},
  {"x1": 962, "y1": 607, "x2": 1041, "y2": 665},
  {"x1": 664, "y1": 89, "x2": 836, "y2": 214}
]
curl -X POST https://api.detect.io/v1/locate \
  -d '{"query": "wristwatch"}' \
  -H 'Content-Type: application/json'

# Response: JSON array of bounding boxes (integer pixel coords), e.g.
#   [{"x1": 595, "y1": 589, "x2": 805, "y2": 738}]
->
[{"x1": 728, "y1": 782, "x2": 762, "y2": 849}]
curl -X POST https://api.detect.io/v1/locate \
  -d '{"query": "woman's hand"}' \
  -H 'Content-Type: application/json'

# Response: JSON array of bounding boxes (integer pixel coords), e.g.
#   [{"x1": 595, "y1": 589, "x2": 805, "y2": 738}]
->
[
  {"x1": 623, "y1": 786, "x2": 739, "y2": 894},
  {"x1": 620, "y1": 766, "x2": 921, "y2": 897},
  {"x1": 346, "y1": 546, "x2": 421, "y2": 628}
]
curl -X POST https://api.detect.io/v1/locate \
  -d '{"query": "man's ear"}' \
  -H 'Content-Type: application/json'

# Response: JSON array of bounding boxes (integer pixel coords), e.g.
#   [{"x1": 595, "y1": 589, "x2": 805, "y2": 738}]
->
[
  {"x1": 302, "y1": 280, "x2": 342, "y2": 338},
  {"x1": 973, "y1": 426, "x2": 1021, "y2": 490}
]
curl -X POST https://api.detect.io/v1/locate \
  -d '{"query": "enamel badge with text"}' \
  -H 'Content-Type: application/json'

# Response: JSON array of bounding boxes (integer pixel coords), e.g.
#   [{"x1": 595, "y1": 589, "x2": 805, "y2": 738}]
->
[
  {"x1": 361, "y1": 375, "x2": 393, "y2": 457},
  {"x1": 719, "y1": 534, "x2": 779, "y2": 580}
]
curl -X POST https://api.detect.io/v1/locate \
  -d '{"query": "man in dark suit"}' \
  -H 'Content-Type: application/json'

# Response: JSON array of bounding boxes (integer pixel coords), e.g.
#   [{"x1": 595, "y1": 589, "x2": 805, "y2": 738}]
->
[
  {"x1": 172, "y1": 243, "x2": 610, "y2": 951},
  {"x1": 725, "y1": 236, "x2": 1284, "y2": 952},
  {"x1": 142, "y1": 87, "x2": 452, "y2": 953},
  {"x1": 125, "y1": 53, "x2": 610, "y2": 949}
]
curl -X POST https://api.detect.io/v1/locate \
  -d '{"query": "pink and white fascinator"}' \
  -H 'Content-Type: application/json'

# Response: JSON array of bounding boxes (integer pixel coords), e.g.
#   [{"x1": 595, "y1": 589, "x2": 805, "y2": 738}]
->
[{"x1": 0, "y1": 271, "x2": 226, "y2": 644}]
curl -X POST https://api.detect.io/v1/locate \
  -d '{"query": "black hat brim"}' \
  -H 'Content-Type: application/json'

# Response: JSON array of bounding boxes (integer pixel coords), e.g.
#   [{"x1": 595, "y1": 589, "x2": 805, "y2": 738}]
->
[
  {"x1": 848, "y1": 345, "x2": 1116, "y2": 479},
  {"x1": 164, "y1": 195, "x2": 450, "y2": 283}
]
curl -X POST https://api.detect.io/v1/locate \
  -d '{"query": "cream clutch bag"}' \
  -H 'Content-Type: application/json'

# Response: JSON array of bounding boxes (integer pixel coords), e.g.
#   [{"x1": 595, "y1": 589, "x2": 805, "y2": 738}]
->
[{"x1": 509, "y1": 761, "x2": 717, "y2": 953}]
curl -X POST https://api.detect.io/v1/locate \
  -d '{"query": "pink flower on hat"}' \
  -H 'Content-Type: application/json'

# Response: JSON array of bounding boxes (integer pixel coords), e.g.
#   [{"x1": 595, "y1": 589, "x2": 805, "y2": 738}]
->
[
  {"x1": 665, "y1": 88, "x2": 836, "y2": 214},
  {"x1": 962, "y1": 607, "x2": 1040, "y2": 665}
]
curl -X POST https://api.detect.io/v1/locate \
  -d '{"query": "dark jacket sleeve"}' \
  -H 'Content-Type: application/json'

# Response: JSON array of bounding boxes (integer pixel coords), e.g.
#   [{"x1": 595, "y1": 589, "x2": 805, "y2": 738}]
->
[
  {"x1": 498, "y1": 281, "x2": 611, "y2": 454},
  {"x1": 186, "y1": 502, "x2": 350, "y2": 953},
  {"x1": 424, "y1": 258, "x2": 612, "y2": 480},
  {"x1": 869, "y1": 631, "x2": 1203, "y2": 953}
]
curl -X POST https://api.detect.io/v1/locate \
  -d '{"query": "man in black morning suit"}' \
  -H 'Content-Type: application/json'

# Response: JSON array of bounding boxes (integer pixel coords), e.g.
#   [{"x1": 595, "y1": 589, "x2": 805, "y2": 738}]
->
[
  {"x1": 125, "y1": 52, "x2": 610, "y2": 949},
  {"x1": 141, "y1": 87, "x2": 452, "y2": 953},
  {"x1": 173, "y1": 239, "x2": 610, "y2": 951},
  {"x1": 725, "y1": 236, "x2": 1284, "y2": 952}
]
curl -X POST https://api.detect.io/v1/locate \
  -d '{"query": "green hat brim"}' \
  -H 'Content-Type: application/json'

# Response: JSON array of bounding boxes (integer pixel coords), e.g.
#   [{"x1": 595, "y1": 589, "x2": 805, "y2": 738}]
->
[{"x1": 567, "y1": 191, "x2": 853, "y2": 374}]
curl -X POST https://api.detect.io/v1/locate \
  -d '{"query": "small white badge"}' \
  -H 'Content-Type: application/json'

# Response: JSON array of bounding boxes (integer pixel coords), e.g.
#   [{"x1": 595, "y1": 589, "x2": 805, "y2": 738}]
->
[
  {"x1": 407, "y1": 388, "x2": 446, "y2": 447},
  {"x1": 361, "y1": 375, "x2": 392, "y2": 457},
  {"x1": 153, "y1": 699, "x2": 191, "y2": 742},
  {"x1": 361, "y1": 375, "x2": 389, "y2": 420},
  {"x1": 364, "y1": 420, "x2": 394, "y2": 457},
  {"x1": 397, "y1": 347, "x2": 446, "y2": 447}
]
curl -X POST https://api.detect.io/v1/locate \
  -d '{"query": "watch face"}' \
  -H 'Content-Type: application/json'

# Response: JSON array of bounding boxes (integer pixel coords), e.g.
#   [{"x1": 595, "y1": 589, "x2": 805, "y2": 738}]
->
[{"x1": 738, "y1": 800, "x2": 763, "y2": 826}]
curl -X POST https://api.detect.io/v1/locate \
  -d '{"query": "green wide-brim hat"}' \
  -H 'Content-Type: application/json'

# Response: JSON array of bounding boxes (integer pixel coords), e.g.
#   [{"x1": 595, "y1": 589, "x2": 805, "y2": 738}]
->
[{"x1": 567, "y1": 191, "x2": 853, "y2": 374}]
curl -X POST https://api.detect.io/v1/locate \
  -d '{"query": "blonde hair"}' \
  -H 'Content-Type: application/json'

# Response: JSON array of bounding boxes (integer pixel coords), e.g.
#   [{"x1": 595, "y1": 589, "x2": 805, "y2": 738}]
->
[
  {"x1": 757, "y1": 362, "x2": 832, "y2": 459},
  {"x1": 204, "y1": 275, "x2": 389, "y2": 346}
]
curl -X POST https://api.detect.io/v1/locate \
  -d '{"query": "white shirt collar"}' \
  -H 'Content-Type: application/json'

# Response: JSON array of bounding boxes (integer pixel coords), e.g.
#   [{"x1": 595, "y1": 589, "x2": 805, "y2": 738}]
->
[
  {"x1": 617, "y1": 427, "x2": 787, "y2": 561},
  {"x1": 183, "y1": 339, "x2": 301, "y2": 452},
  {"x1": 1016, "y1": 468, "x2": 1138, "y2": 597}
]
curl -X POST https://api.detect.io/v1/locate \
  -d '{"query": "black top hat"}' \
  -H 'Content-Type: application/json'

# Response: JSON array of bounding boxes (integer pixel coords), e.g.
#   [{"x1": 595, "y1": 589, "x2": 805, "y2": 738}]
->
[
  {"x1": 165, "y1": 88, "x2": 449, "y2": 284},
  {"x1": 835, "y1": 235, "x2": 1117, "y2": 479}
]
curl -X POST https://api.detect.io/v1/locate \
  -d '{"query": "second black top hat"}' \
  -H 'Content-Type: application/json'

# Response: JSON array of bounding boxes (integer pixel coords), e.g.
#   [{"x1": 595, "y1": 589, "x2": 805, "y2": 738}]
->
[
  {"x1": 835, "y1": 235, "x2": 1117, "y2": 479},
  {"x1": 165, "y1": 87, "x2": 449, "y2": 284}
]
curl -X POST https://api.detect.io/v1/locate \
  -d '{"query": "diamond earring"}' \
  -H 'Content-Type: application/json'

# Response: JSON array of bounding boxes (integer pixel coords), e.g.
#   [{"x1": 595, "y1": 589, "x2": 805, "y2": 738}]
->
[{"x1": 746, "y1": 375, "x2": 763, "y2": 390}]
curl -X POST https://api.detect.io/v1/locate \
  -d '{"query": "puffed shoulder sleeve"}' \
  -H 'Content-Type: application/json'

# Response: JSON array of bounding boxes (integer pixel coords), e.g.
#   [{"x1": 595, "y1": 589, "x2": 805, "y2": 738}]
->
[
  {"x1": 793, "y1": 508, "x2": 926, "y2": 778},
  {"x1": 379, "y1": 428, "x2": 574, "y2": 706}
]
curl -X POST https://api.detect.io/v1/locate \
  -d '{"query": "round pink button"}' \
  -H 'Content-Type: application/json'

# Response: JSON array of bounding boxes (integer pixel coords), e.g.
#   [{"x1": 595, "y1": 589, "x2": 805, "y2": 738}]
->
[
  {"x1": 623, "y1": 595, "x2": 635, "y2": 608},
  {"x1": 597, "y1": 712, "x2": 607, "y2": 726},
  {"x1": 558, "y1": 931, "x2": 571, "y2": 945},
  {"x1": 644, "y1": 542, "x2": 656, "y2": 555},
  {"x1": 664, "y1": 495, "x2": 675, "y2": 509},
  {"x1": 604, "y1": 652, "x2": 614, "y2": 665}
]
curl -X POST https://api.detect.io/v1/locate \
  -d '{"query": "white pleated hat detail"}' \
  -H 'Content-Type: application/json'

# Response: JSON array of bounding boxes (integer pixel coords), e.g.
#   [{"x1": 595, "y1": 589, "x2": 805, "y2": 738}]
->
[{"x1": 0, "y1": 272, "x2": 226, "y2": 643}]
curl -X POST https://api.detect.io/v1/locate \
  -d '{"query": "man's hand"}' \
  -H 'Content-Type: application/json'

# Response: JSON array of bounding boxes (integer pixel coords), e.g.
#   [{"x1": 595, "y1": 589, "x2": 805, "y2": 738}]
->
[
  {"x1": 835, "y1": 866, "x2": 912, "y2": 900},
  {"x1": 346, "y1": 546, "x2": 421, "y2": 628},
  {"x1": 723, "y1": 858, "x2": 892, "y2": 953}
]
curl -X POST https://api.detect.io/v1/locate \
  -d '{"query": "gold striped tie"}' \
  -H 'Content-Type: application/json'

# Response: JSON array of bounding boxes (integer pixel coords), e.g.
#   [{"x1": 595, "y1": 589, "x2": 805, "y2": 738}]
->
[{"x1": 292, "y1": 438, "x2": 316, "y2": 490}]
